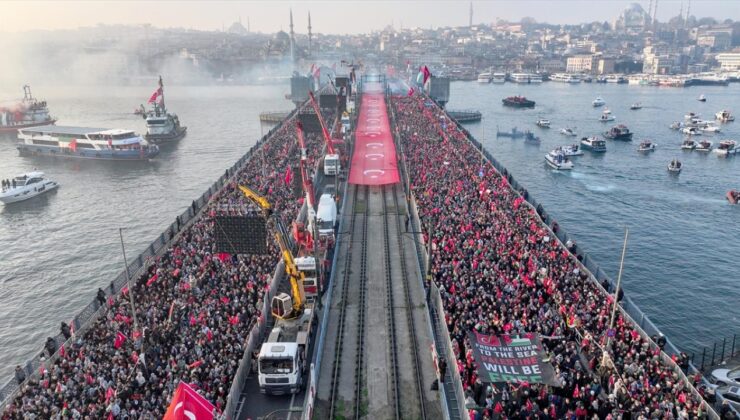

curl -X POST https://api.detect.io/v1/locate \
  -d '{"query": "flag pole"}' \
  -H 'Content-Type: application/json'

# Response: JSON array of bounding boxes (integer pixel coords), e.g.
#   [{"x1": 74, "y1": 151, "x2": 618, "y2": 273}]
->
[
  {"x1": 605, "y1": 227, "x2": 628, "y2": 355},
  {"x1": 119, "y1": 228, "x2": 143, "y2": 357}
]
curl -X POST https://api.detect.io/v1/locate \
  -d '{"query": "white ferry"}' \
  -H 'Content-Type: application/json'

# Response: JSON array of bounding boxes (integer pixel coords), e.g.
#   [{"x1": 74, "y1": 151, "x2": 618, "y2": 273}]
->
[
  {"x1": 491, "y1": 73, "x2": 506, "y2": 84},
  {"x1": 510, "y1": 73, "x2": 542, "y2": 84},
  {"x1": 545, "y1": 150, "x2": 573, "y2": 170},
  {"x1": 17, "y1": 125, "x2": 159, "y2": 161},
  {"x1": 477, "y1": 71, "x2": 492, "y2": 84},
  {"x1": 581, "y1": 136, "x2": 607, "y2": 152},
  {"x1": 550, "y1": 73, "x2": 581, "y2": 83},
  {"x1": 0, "y1": 171, "x2": 59, "y2": 204}
]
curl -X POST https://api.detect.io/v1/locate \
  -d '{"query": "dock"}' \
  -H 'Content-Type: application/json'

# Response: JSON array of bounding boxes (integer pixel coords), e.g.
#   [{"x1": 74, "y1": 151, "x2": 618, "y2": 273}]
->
[
  {"x1": 259, "y1": 110, "x2": 291, "y2": 124},
  {"x1": 447, "y1": 109, "x2": 482, "y2": 123}
]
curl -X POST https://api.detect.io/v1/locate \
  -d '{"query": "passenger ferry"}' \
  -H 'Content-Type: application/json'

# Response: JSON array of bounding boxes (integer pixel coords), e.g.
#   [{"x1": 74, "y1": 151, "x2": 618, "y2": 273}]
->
[
  {"x1": 550, "y1": 73, "x2": 581, "y2": 83},
  {"x1": 714, "y1": 140, "x2": 737, "y2": 157},
  {"x1": 605, "y1": 74, "x2": 627, "y2": 84},
  {"x1": 604, "y1": 124, "x2": 633, "y2": 141},
  {"x1": 0, "y1": 85, "x2": 56, "y2": 133},
  {"x1": 0, "y1": 171, "x2": 59, "y2": 204},
  {"x1": 510, "y1": 73, "x2": 542, "y2": 84},
  {"x1": 16, "y1": 125, "x2": 159, "y2": 161},
  {"x1": 491, "y1": 73, "x2": 506, "y2": 84},
  {"x1": 477, "y1": 71, "x2": 492, "y2": 84},
  {"x1": 581, "y1": 136, "x2": 607, "y2": 152}
]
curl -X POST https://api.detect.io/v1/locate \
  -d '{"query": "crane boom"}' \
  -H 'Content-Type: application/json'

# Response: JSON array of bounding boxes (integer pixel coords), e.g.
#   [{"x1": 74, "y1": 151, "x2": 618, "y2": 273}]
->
[
  {"x1": 307, "y1": 91, "x2": 336, "y2": 155},
  {"x1": 295, "y1": 121, "x2": 316, "y2": 210}
]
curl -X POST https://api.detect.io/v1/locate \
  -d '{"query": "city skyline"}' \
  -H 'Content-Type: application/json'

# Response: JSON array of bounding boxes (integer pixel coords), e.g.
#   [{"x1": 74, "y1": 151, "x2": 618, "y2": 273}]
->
[{"x1": 2, "y1": 0, "x2": 739, "y2": 35}]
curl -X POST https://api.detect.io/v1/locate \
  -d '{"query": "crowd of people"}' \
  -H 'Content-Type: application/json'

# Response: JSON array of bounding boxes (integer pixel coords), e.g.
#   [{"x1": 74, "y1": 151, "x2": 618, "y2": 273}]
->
[
  {"x1": 2, "y1": 111, "x2": 328, "y2": 418},
  {"x1": 391, "y1": 95, "x2": 709, "y2": 419}
]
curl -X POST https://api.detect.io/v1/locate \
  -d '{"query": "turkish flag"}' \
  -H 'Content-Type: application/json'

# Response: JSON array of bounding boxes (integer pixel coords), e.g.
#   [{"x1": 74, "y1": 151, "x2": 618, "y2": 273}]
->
[
  {"x1": 113, "y1": 331, "x2": 127, "y2": 349},
  {"x1": 147, "y1": 87, "x2": 162, "y2": 104},
  {"x1": 164, "y1": 382, "x2": 215, "y2": 420},
  {"x1": 422, "y1": 65, "x2": 431, "y2": 84}
]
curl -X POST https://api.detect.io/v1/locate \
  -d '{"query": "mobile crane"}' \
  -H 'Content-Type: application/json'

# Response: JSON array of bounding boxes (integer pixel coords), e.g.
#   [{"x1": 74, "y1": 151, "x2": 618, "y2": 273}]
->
[
  {"x1": 238, "y1": 185, "x2": 317, "y2": 394},
  {"x1": 307, "y1": 91, "x2": 341, "y2": 176}
]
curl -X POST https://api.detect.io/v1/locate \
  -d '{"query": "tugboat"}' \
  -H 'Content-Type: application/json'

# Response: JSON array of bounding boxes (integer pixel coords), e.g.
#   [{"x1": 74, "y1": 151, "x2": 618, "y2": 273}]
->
[
  {"x1": 714, "y1": 140, "x2": 737, "y2": 157},
  {"x1": 667, "y1": 159, "x2": 682, "y2": 174},
  {"x1": 536, "y1": 117, "x2": 551, "y2": 128},
  {"x1": 0, "y1": 171, "x2": 59, "y2": 204},
  {"x1": 695, "y1": 139, "x2": 713, "y2": 152},
  {"x1": 630, "y1": 102, "x2": 642, "y2": 110},
  {"x1": 681, "y1": 139, "x2": 697, "y2": 150},
  {"x1": 698, "y1": 94, "x2": 707, "y2": 102},
  {"x1": 580, "y1": 136, "x2": 607, "y2": 152},
  {"x1": 140, "y1": 76, "x2": 187, "y2": 144},
  {"x1": 715, "y1": 110, "x2": 735, "y2": 123},
  {"x1": 599, "y1": 109, "x2": 615, "y2": 122},
  {"x1": 545, "y1": 150, "x2": 574, "y2": 170},
  {"x1": 637, "y1": 140, "x2": 656, "y2": 152},
  {"x1": 0, "y1": 85, "x2": 56, "y2": 133},
  {"x1": 604, "y1": 124, "x2": 633, "y2": 141},
  {"x1": 727, "y1": 189, "x2": 740, "y2": 204},
  {"x1": 592, "y1": 97, "x2": 605, "y2": 107},
  {"x1": 560, "y1": 127, "x2": 577, "y2": 136},
  {"x1": 502, "y1": 96, "x2": 535, "y2": 108}
]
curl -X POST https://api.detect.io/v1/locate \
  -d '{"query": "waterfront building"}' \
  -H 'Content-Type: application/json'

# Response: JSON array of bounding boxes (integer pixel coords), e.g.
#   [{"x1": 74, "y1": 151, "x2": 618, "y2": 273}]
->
[
  {"x1": 716, "y1": 52, "x2": 740, "y2": 71},
  {"x1": 566, "y1": 54, "x2": 596, "y2": 73}
]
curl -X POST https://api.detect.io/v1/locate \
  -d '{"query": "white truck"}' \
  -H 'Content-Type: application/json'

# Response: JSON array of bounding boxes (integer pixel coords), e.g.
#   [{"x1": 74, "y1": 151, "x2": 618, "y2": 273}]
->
[
  {"x1": 316, "y1": 193, "x2": 337, "y2": 241},
  {"x1": 323, "y1": 153, "x2": 341, "y2": 176}
]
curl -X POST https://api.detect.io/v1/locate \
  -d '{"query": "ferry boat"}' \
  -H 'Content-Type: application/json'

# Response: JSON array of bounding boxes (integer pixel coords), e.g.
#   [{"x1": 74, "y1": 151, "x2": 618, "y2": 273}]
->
[
  {"x1": 727, "y1": 190, "x2": 740, "y2": 204},
  {"x1": 667, "y1": 159, "x2": 682, "y2": 174},
  {"x1": 716, "y1": 110, "x2": 735, "y2": 123},
  {"x1": 604, "y1": 125, "x2": 633, "y2": 141},
  {"x1": 550, "y1": 73, "x2": 581, "y2": 83},
  {"x1": 558, "y1": 144, "x2": 583, "y2": 156},
  {"x1": 560, "y1": 127, "x2": 577, "y2": 137},
  {"x1": 698, "y1": 94, "x2": 707, "y2": 102},
  {"x1": 477, "y1": 71, "x2": 492, "y2": 84},
  {"x1": 0, "y1": 86, "x2": 56, "y2": 133},
  {"x1": 491, "y1": 73, "x2": 506, "y2": 84},
  {"x1": 510, "y1": 73, "x2": 542, "y2": 84},
  {"x1": 545, "y1": 150, "x2": 573, "y2": 170},
  {"x1": 630, "y1": 102, "x2": 642, "y2": 110},
  {"x1": 714, "y1": 140, "x2": 737, "y2": 157},
  {"x1": 141, "y1": 76, "x2": 187, "y2": 144},
  {"x1": 502, "y1": 96, "x2": 535, "y2": 108},
  {"x1": 695, "y1": 139, "x2": 713, "y2": 152},
  {"x1": 599, "y1": 109, "x2": 615, "y2": 122},
  {"x1": 605, "y1": 75, "x2": 627, "y2": 84},
  {"x1": 0, "y1": 171, "x2": 59, "y2": 204},
  {"x1": 581, "y1": 136, "x2": 607, "y2": 152},
  {"x1": 16, "y1": 125, "x2": 159, "y2": 161},
  {"x1": 637, "y1": 140, "x2": 656, "y2": 152},
  {"x1": 592, "y1": 97, "x2": 605, "y2": 107},
  {"x1": 681, "y1": 139, "x2": 697, "y2": 150},
  {"x1": 536, "y1": 118, "x2": 551, "y2": 128}
]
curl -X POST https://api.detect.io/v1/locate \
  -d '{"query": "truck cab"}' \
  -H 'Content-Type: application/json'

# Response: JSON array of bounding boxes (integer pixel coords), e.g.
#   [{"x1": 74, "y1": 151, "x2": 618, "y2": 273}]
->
[
  {"x1": 294, "y1": 256, "x2": 318, "y2": 298},
  {"x1": 324, "y1": 153, "x2": 340, "y2": 176},
  {"x1": 316, "y1": 193, "x2": 337, "y2": 241}
]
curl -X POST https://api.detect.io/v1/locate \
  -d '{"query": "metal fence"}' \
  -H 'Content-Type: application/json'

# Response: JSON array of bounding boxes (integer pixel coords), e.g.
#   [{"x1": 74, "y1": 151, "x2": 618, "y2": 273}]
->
[{"x1": 0, "y1": 105, "x2": 301, "y2": 413}]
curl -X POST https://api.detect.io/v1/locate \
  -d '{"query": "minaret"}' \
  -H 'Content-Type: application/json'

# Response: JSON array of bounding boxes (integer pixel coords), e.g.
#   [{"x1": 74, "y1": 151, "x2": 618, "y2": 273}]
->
[
  {"x1": 469, "y1": 1, "x2": 473, "y2": 28},
  {"x1": 247, "y1": 16, "x2": 250, "y2": 33},
  {"x1": 308, "y1": 12, "x2": 312, "y2": 58},
  {"x1": 289, "y1": 8, "x2": 296, "y2": 64},
  {"x1": 647, "y1": 0, "x2": 653, "y2": 27},
  {"x1": 678, "y1": 1, "x2": 683, "y2": 27},
  {"x1": 685, "y1": 0, "x2": 691, "y2": 28},
  {"x1": 653, "y1": 0, "x2": 659, "y2": 27}
]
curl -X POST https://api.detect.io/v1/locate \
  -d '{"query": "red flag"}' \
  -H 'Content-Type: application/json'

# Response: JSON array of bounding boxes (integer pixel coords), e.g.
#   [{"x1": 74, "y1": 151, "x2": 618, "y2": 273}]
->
[
  {"x1": 121, "y1": 285, "x2": 129, "y2": 295},
  {"x1": 407, "y1": 87, "x2": 414, "y2": 97},
  {"x1": 284, "y1": 166, "x2": 293, "y2": 185},
  {"x1": 113, "y1": 331, "x2": 126, "y2": 349},
  {"x1": 59, "y1": 345, "x2": 66, "y2": 358},
  {"x1": 206, "y1": 329, "x2": 213, "y2": 341},
  {"x1": 422, "y1": 65, "x2": 431, "y2": 84},
  {"x1": 494, "y1": 402, "x2": 503, "y2": 414},
  {"x1": 573, "y1": 384, "x2": 580, "y2": 398},
  {"x1": 105, "y1": 387, "x2": 116, "y2": 403},
  {"x1": 69, "y1": 139, "x2": 77, "y2": 153},
  {"x1": 229, "y1": 315, "x2": 239, "y2": 325},
  {"x1": 188, "y1": 360, "x2": 203, "y2": 370},
  {"x1": 163, "y1": 382, "x2": 215, "y2": 420},
  {"x1": 146, "y1": 273, "x2": 159, "y2": 286},
  {"x1": 147, "y1": 87, "x2": 162, "y2": 104}
]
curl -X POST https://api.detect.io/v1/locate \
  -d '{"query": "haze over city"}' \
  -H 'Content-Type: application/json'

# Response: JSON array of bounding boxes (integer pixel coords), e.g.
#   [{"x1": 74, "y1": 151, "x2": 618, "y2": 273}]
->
[{"x1": 2, "y1": 0, "x2": 739, "y2": 34}]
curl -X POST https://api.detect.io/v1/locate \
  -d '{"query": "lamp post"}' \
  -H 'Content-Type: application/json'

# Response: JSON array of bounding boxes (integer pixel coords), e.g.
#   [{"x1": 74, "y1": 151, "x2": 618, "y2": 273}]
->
[
  {"x1": 605, "y1": 227, "x2": 629, "y2": 354},
  {"x1": 119, "y1": 228, "x2": 143, "y2": 357}
]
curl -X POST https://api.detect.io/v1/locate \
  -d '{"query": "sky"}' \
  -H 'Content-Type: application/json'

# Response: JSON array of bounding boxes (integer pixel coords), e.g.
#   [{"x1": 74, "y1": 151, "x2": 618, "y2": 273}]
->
[{"x1": 1, "y1": 0, "x2": 738, "y2": 34}]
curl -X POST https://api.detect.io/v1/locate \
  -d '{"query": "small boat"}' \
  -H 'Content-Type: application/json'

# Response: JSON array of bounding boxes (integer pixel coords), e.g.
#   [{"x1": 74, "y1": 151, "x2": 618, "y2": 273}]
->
[
  {"x1": 681, "y1": 139, "x2": 697, "y2": 150},
  {"x1": 560, "y1": 127, "x2": 577, "y2": 137},
  {"x1": 630, "y1": 102, "x2": 642, "y2": 110},
  {"x1": 681, "y1": 127, "x2": 701, "y2": 136},
  {"x1": 559, "y1": 144, "x2": 584, "y2": 156},
  {"x1": 545, "y1": 150, "x2": 574, "y2": 170},
  {"x1": 714, "y1": 140, "x2": 737, "y2": 157},
  {"x1": 496, "y1": 127, "x2": 524, "y2": 138},
  {"x1": 698, "y1": 94, "x2": 707, "y2": 102},
  {"x1": 581, "y1": 136, "x2": 607, "y2": 152},
  {"x1": 477, "y1": 71, "x2": 492, "y2": 83},
  {"x1": 685, "y1": 112, "x2": 700, "y2": 120},
  {"x1": 715, "y1": 110, "x2": 735, "y2": 123},
  {"x1": 502, "y1": 96, "x2": 535, "y2": 108},
  {"x1": 0, "y1": 85, "x2": 56, "y2": 133},
  {"x1": 669, "y1": 121, "x2": 683, "y2": 130},
  {"x1": 141, "y1": 77, "x2": 187, "y2": 144},
  {"x1": 599, "y1": 109, "x2": 615, "y2": 122},
  {"x1": 536, "y1": 118, "x2": 551, "y2": 128},
  {"x1": 604, "y1": 124, "x2": 633, "y2": 141},
  {"x1": 0, "y1": 171, "x2": 59, "y2": 204},
  {"x1": 524, "y1": 131, "x2": 541, "y2": 143},
  {"x1": 695, "y1": 139, "x2": 713, "y2": 152},
  {"x1": 727, "y1": 189, "x2": 740, "y2": 204},
  {"x1": 700, "y1": 124, "x2": 721, "y2": 133},
  {"x1": 592, "y1": 97, "x2": 605, "y2": 107},
  {"x1": 667, "y1": 159, "x2": 682, "y2": 174},
  {"x1": 637, "y1": 140, "x2": 656, "y2": 152}
]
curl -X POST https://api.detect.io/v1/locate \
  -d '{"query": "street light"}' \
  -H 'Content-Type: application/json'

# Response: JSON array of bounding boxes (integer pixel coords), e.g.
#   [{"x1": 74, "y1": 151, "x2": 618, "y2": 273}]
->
[{"x1": 119, "y1": 228, "x2": 144, "y2": 360}]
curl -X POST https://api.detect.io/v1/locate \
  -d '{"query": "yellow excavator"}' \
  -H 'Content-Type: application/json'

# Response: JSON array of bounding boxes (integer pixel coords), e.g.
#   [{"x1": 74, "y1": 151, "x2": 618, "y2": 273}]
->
[{"x1": 238, "y1": 185, "x2": 305, "y2": 319}]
